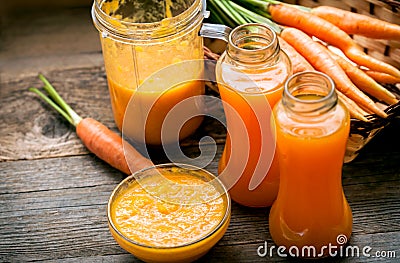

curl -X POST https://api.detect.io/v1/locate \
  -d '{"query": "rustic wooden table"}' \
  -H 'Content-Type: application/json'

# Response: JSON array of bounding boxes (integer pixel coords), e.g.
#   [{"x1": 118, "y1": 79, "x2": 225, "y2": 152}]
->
[{"x1": 1, "y1": 5, "x2": 399, "y2": 263}]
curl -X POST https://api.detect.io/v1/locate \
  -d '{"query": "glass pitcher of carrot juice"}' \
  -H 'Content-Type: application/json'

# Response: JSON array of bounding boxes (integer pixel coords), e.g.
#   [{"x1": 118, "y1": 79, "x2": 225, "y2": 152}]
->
[
  {"x1": 92, "y1": 0, "x2": 206, "y2": 145},
  {"x1": 215, "y1": 23, "x2": 292, "y2": 207},
  {"x1": 269, "y1": 71, "x2": 352, "y2": 258}
]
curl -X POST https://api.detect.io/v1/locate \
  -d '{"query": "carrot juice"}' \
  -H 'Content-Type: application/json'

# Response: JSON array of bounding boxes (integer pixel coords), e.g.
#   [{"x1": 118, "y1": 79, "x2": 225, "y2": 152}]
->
[
  {"x1": 215, "y1": 23, "x2": 291, "y2": 207},
  {"x1": 92, "y1": 0, "x2": 206, "y2": 145},
  {"x1": 269, "y1": 72, "x2": 352, "y2": 258},
  {"x1": 217, "y1": 67, "x2": 289, "y2": 207},
  {"x1": 109, "y1": 77, "x2": 205, "y2": 146}
]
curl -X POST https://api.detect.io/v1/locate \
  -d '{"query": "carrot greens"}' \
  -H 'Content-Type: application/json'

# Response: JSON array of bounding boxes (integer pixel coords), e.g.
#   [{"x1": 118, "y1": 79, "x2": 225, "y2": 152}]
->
[
  {"x1": 30, "y1": 74, "x2": 82, "y2": 126},
  {"x1": 30, "y1": 75, "x2": 153, "y2": 175}
]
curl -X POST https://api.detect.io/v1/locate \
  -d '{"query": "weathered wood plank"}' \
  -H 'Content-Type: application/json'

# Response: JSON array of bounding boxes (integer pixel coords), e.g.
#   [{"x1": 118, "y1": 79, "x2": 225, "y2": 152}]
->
[
  {"x1": 0, "y1": 66, "x2": 227, "y2": 162},
  {"x1": 0, "y1": 6, "x2": 102, "y2": 82},
  {"x1": 1, "y1": 195, "x2": 398, "y2": 263},
  {"x1": 0, "y1": 92, "x2": 400, "y2": 262},
  {"x1": 0, "y1": 67, "x2": 111, "y2": 161},
  {"x1": 0, "y1": 143, "x2": 399, "y2": 262}
]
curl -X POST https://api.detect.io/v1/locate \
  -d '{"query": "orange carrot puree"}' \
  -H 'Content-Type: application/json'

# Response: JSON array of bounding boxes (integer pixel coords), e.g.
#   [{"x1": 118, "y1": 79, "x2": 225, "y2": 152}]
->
[{"x1": 110, "y1": 172, "x2": 227, "y2": 247}]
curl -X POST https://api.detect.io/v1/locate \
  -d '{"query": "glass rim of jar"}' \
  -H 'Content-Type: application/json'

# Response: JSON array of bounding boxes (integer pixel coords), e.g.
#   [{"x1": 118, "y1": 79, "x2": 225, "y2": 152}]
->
[
  {"x1": 92, "y1": 0, "x2": 204, "y2": 42},
  {"x1": 227, "y1": 23, "x2": 280, "y2": 64},
  {"x1": 107, "y1": 162, "x2": 231, "y2": 249},
  {"x1": 282, "y1": 71, "x2": 337, "y2": 113}
]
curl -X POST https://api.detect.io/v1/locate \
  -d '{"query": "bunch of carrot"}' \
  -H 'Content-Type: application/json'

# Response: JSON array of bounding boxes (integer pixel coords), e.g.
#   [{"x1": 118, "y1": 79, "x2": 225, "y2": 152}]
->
[
  {"x1": 207, "y1": 0, "x2": 400, "y2": 121},
  {"x1": 30, "y1": 75, "x2": 154, "y2": 175}
]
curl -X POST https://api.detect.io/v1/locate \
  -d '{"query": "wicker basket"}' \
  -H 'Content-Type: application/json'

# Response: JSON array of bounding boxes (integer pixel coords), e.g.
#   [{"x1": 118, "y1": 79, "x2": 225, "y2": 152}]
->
[
  {"x1": 205, "y1": 0, "x2": 400, "y2": 163},
  {"x1": 279, "y1": 0, "x2": 400, "y2": 162}
]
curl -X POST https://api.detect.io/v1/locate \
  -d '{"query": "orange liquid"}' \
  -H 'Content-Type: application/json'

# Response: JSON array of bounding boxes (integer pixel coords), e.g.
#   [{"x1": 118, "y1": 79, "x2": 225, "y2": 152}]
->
[
  {"x1": 98, "y1": 9, "x2": 205, "y2": 146},
  {"x1": 217, "y1": 65, "x2": 290, "y2": 207},
  {"x1": 110, "y1": 173, "x2": 227, "y2": 247},
  {"x1": 107, "y1": 164, "x2": 231, "y2": 263},
  {"x1": 269, "y1": 98, "x2": 352, "y2": 256},
  {"x1": 108, "y1": 78, "x2": 205, "y2": 145}
]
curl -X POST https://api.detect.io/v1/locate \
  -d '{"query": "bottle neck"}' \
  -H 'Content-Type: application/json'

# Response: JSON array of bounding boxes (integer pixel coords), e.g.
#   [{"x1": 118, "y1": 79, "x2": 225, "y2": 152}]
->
[
  {"x1": 226, "y1": 23, "x2": 280, "y2": 65},
  {"x1": 282, "y1": 71, "x2": 338, "y2": 117}
]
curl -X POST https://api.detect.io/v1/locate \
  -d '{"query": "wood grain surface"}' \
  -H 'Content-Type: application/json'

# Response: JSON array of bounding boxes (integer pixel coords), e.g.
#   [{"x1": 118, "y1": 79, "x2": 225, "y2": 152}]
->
[{"x1": 0, "y1": 5, "x2": 399, "y2": 263}]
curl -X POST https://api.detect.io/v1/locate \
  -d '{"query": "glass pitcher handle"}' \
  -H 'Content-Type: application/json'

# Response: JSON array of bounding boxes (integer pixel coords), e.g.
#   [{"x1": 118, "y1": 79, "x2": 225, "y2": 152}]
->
[
  {"x1": 199, "y1": 23, "x2": 232, "y2": 42},
  {"x1": 202, "y1": 0, "x2": 210, "y2": 18}
]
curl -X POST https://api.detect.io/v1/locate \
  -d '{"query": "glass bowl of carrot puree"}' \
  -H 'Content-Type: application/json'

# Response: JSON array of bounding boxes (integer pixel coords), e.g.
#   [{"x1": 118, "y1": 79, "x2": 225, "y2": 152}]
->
[{"x1": 107, "y1": 163, "x2": 231, "y2": 262}]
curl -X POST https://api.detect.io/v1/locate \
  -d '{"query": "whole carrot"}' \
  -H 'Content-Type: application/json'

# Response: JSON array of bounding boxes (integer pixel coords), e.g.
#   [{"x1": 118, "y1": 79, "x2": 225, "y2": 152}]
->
[
  {"x1": 76, "y1": 118, "x2": 153, "y2": 174},
  {"x1": 364, "y1": 70, "x2": 400, "y2": 85},
  {"x1": 311, "y1": 6, "x2": 400, "y2": 41},
  {"x1": 30, "y1": 75, "x2": 153, "y2": 175},
  {"x1": 268, "y1": 3, "x2": 400, "y2": 78},
  {"x1": 280, "y1": 27, "x2": 387, "y2": 118},
  {"x1": 278, "y1": 36, "x2": 314, "y2": 73},
  {"x1": 336, "y1": 89, "x2": 370, "y2": 121},
  {"x1": 325, "y1": 47, "x2": 398, "y2": 105}
]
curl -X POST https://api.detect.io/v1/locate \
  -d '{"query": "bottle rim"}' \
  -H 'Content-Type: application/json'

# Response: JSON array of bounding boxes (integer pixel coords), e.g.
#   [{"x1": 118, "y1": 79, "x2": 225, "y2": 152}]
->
[
  {"x1": 282, "y1": 71, "x2": 338, "y2": 115},
  {"x1": 227, "y1": 23, "x2": 280, "y2": 64}
]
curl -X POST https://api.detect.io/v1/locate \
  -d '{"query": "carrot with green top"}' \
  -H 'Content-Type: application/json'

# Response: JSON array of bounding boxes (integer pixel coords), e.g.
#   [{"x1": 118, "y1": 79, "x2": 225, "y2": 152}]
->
[
  {"x1": 280, "y1": 27, "x2": 387, "y2": 119},
  {"x1": 311, "y1": 6, "x2": 400, "y2": 41},
  {"x1": 30, "y1": 75, "x2": 154, "y2": 175}
]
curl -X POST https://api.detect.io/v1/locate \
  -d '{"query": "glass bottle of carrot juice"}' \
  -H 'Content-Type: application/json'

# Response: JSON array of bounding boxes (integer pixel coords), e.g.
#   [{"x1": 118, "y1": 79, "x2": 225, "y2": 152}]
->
[
  {"x1": 215, "y1": 23, "x2": 292, "y2": 207},
  {"x1": 269, "y1": 71, "x2": 352, "y2": 258}
]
